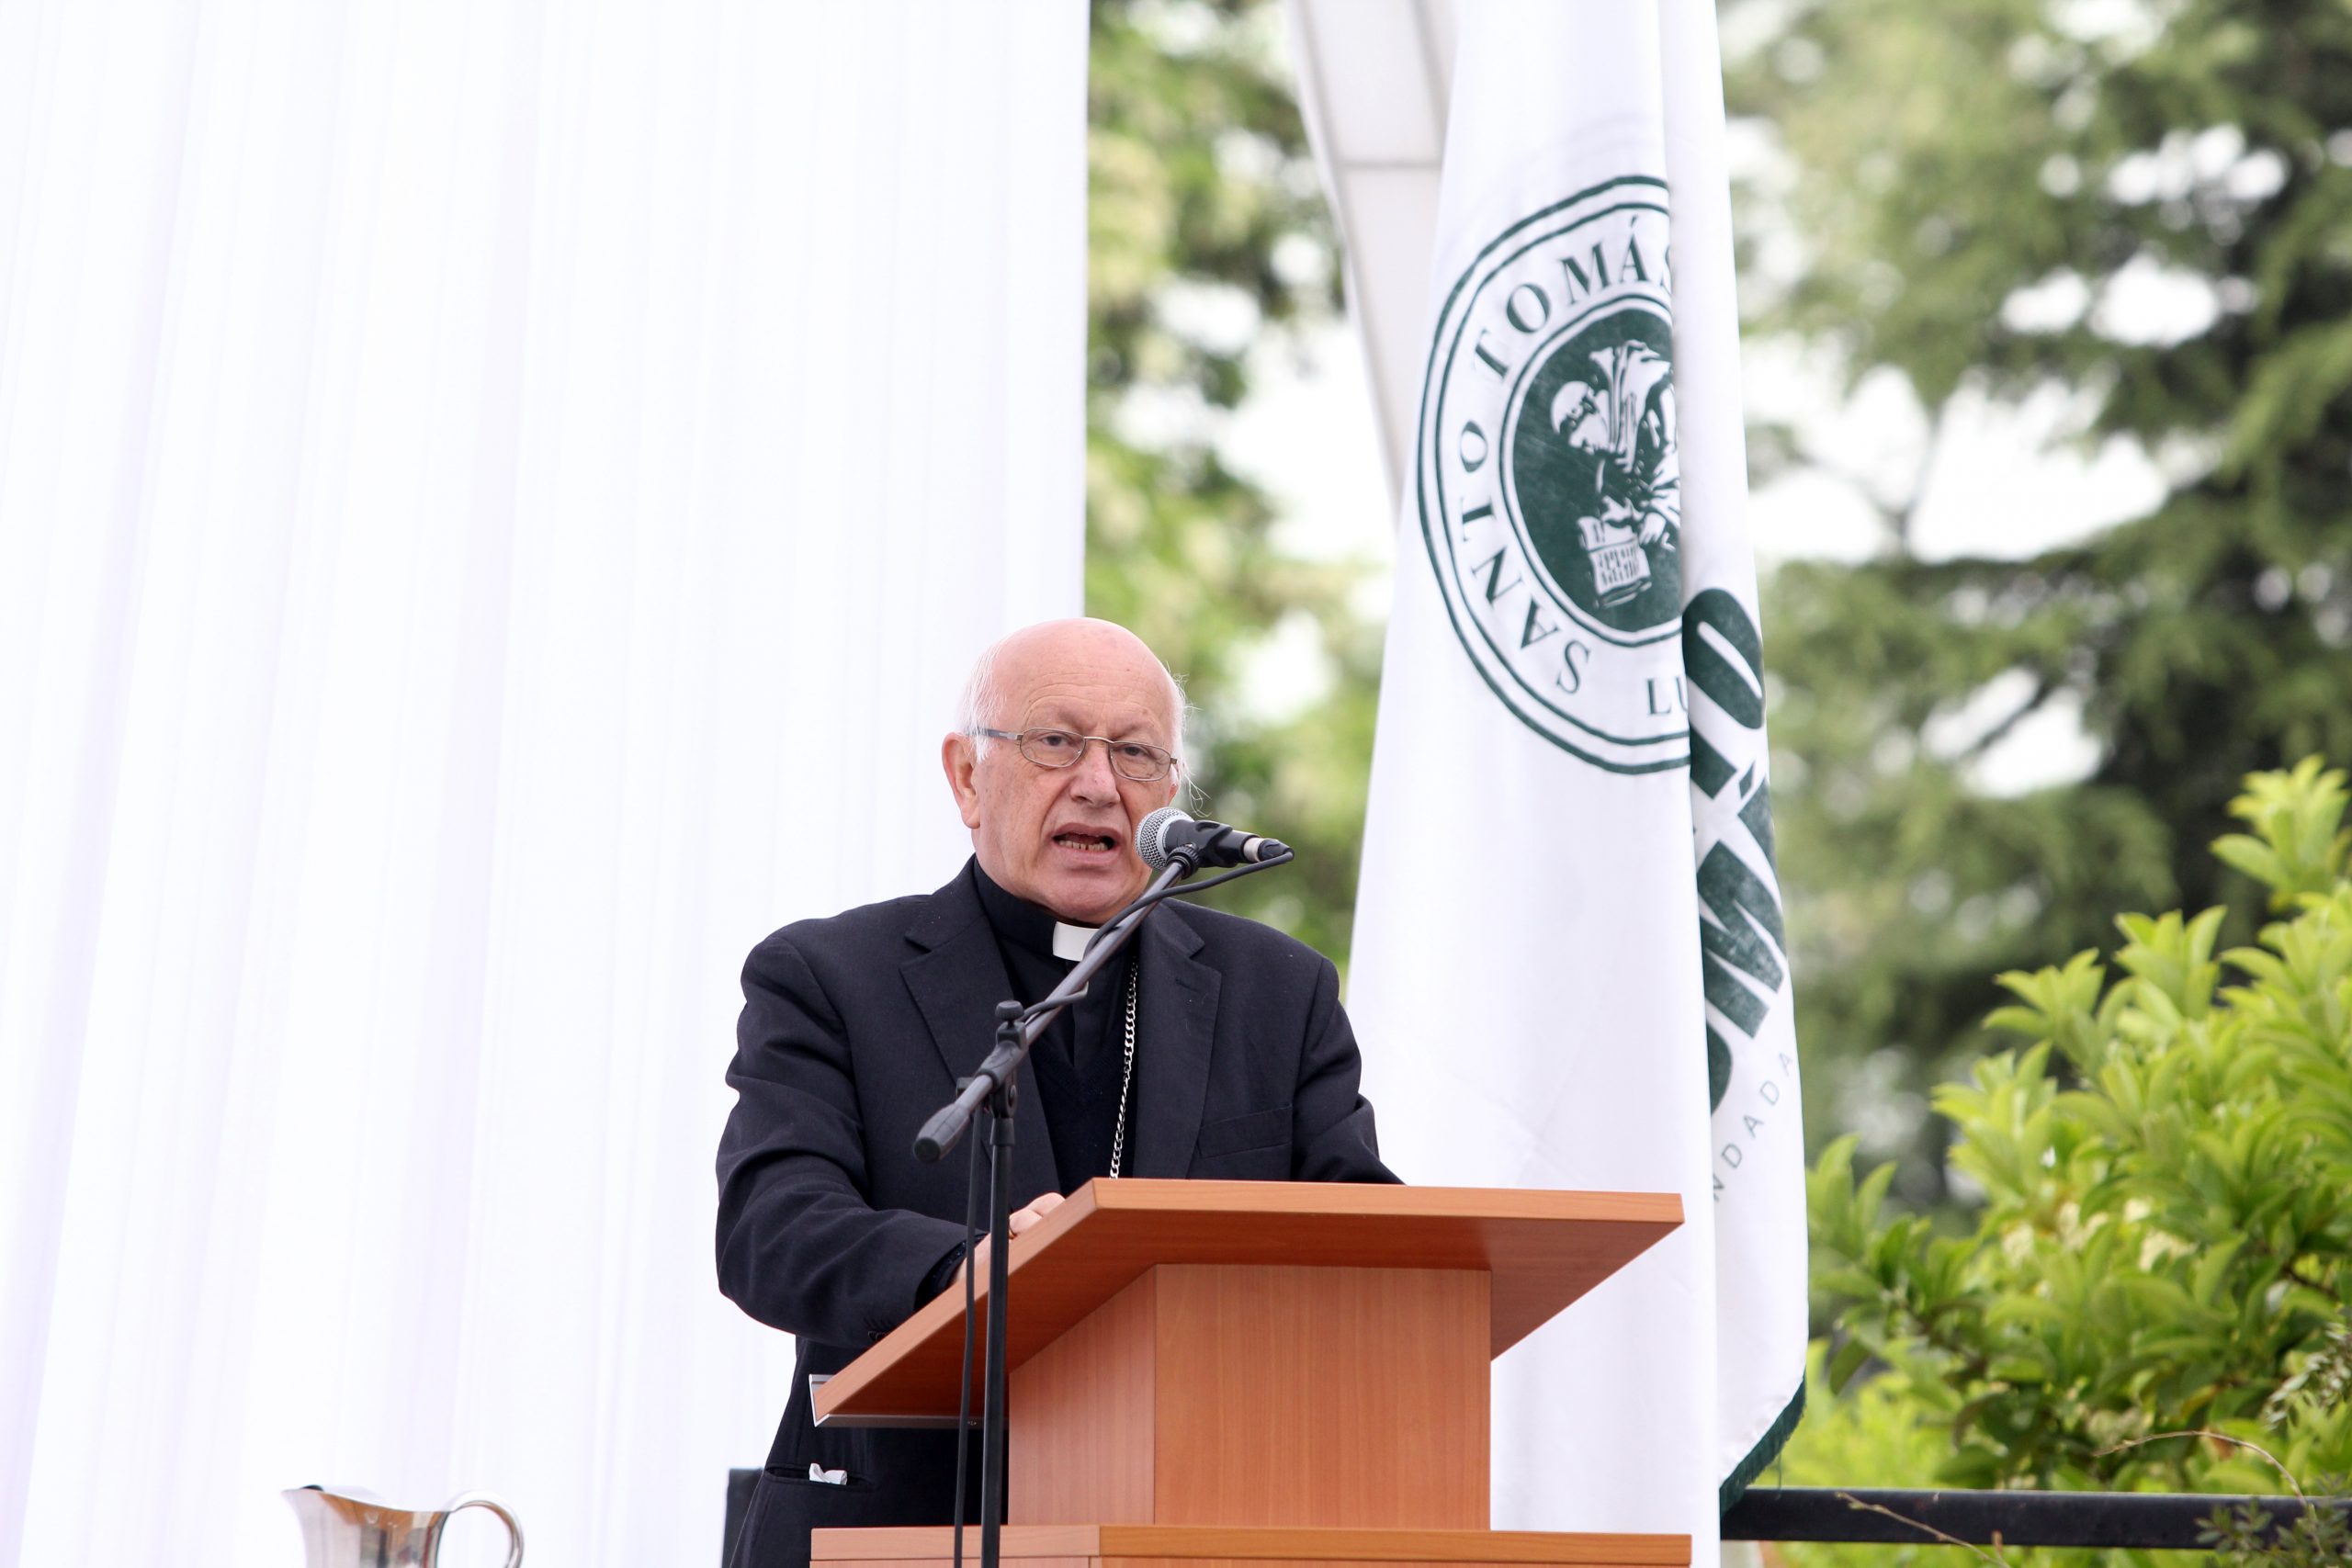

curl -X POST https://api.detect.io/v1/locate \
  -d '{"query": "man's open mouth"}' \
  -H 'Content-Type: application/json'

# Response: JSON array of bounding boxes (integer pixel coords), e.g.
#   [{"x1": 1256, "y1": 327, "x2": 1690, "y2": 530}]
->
[{"x1": 1052, "y1": 832, "x2": 1119, "y2": 853}]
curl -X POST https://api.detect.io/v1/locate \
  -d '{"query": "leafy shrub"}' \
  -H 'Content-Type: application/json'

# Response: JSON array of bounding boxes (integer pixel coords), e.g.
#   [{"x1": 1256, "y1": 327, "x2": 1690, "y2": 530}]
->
[{"x1": 1780, "y1": 760, "x2": 2352, "y2": 1565}]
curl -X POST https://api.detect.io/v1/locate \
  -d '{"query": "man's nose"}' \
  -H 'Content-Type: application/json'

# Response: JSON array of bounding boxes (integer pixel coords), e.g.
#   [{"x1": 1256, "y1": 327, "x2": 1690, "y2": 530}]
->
[{"x1": 1067, "y1": 738, "x2": 1124, "y2": 798}]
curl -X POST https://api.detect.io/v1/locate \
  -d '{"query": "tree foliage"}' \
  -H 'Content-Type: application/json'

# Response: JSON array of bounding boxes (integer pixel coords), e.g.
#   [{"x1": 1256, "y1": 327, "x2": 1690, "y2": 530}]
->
[
  {"x1": 1780, "y1": 761, "x2": 2352, "y2": 1565},
  {"x1": 1725, "y1": 0, "x2": 2352, "y2": 1201},
  {"x1": 1085, "y1": 0, "x2": 1381, "y2": 963}
]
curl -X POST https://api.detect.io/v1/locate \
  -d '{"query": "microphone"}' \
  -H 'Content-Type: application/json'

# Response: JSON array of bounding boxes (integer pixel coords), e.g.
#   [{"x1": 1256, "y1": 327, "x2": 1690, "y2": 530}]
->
[{"x1": 1136, "y1": 807, "x2": 1291, "y2": 871}]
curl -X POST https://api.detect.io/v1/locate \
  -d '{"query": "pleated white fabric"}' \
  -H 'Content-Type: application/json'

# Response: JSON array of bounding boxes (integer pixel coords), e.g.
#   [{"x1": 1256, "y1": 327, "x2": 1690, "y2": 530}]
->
[{"x1": 0, "y1": 4, "x2": 1085, "y2": 1564}]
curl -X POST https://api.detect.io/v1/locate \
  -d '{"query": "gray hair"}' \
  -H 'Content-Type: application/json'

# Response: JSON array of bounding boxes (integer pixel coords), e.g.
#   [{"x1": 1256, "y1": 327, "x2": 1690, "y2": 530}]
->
[
  {"x1": 953, "y1": 638, "x2": 1007, "y2": 745},
  {"x1": 954, "y1": 632, "x2": 1192, "y2": 776}
]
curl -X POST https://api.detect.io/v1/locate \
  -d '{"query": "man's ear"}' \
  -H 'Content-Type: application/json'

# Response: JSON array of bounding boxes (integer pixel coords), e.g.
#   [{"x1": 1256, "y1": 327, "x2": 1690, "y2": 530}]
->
[{"x1": 942, "y1": 733, "x2": 983, "y2": 829}]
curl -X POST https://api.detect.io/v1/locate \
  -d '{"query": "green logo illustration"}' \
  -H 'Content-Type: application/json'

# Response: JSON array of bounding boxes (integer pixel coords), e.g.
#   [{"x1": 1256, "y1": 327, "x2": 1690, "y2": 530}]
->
[
  {"x1": 1514, "y1": 320, "x2": 1679, "y2": 624},
  {"x1": 1418, "y1": 178, "x2": 1689, "y2": 773}
]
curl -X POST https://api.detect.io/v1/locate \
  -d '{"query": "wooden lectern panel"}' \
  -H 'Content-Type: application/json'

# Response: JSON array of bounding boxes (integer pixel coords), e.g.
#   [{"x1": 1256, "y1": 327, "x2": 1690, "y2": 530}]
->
[
  {"x1": 817, "y1": 1180, "x2": 1679, "y2": 1428},
  {"x1": 1010, "y1": 1265, "x2": 1490, "y2": 1528},
  {"x1": 1012, "y1": 1271, "x2": 1159, "y2": 1523},
  {"x1": 1149, "y1": 1265, "x2": 1487, "y2": 1527}
]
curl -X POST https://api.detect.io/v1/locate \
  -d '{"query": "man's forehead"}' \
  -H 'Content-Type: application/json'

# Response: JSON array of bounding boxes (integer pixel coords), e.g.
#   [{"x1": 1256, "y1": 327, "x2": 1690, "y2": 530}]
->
[{"x1": 1014, "y1": 674, "x2": 1174, "y2": 738}]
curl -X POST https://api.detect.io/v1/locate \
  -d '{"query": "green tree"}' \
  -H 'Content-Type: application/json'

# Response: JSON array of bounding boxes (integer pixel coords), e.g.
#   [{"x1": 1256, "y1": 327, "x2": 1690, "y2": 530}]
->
[
  {"x1": 1724, "y1": 1, "x2": 2352, "y2": 1201},
  {"x1": 1085, "y1": 0, "x2": 1382, "y2": 963},
  {"x1": 1780, "y1": 761, "x2": 2352, "y2": 1566}
]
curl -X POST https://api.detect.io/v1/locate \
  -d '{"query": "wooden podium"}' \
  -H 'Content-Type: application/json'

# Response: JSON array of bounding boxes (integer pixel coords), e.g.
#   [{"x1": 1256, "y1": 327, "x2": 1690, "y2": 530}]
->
[{"x1": 811, "y1": 1179, "x2": 1687, "y2": 1568}]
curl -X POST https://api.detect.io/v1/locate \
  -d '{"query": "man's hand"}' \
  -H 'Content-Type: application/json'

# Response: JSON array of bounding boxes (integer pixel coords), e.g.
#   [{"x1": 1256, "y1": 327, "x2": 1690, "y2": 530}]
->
[{"x1": 960, "y1": 1191, "x2": 1065, "y2": 1287}]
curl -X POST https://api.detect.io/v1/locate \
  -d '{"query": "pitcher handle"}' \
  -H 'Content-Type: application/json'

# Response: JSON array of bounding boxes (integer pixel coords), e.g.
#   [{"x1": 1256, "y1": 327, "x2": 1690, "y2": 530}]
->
[{"x1": 437, "y1": 1492, "x2": 524, "y2": 1568}]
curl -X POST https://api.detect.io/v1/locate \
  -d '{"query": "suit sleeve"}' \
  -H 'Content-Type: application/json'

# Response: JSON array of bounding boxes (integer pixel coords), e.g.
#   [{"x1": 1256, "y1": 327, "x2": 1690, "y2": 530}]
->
[
  {"x1": 1290, "y1": 953, "x2": 1403, "y2": 1185},
  {"x1": 716, "y1": 932, "x2": 967, "y2": 1347}
]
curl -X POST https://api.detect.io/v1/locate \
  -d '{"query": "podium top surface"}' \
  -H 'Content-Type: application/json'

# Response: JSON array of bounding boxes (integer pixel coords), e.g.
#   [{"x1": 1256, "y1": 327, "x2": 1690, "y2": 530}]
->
[{"x1": 815, "y1": 1179, "x2": 1679, "y2": 1425}]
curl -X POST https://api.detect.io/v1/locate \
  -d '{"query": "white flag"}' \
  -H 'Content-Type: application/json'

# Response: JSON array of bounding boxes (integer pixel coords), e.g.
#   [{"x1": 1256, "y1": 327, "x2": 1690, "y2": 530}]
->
[{"x1": 1349, "y1": 0, "x2": 1805, "y2": 1548}]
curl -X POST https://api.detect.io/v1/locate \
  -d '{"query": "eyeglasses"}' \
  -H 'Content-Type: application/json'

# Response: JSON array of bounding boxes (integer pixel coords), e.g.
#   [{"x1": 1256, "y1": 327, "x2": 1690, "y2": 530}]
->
[{"x1": 975, "y1": 728, "x2": 1180, "y2": 783}]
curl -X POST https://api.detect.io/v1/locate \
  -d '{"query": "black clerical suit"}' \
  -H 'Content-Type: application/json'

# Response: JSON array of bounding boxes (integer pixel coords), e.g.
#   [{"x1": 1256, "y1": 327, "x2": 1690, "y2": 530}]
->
[{"x1": 717, "y1": 861, "x2": 1396, "y2": 1568}]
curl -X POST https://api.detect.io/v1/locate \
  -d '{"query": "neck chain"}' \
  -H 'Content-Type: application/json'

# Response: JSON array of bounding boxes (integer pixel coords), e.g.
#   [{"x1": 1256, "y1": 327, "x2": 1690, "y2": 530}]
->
[{"x1": 1108, "y1": 964, "x2": 1137, "y2": 1179}]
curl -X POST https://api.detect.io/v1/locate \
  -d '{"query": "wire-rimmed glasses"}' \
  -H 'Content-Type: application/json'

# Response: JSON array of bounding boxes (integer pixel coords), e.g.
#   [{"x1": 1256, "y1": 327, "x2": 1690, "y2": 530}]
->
[{"x1": 974, "y1": 728, "x2": 1179, "y2": 784}]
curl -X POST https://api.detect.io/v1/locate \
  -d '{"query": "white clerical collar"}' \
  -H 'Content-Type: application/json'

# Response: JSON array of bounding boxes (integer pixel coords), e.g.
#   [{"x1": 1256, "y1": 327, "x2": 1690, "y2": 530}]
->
[{"x1": 1051, "y1": 921, "x2": 1096, "y2": 962}]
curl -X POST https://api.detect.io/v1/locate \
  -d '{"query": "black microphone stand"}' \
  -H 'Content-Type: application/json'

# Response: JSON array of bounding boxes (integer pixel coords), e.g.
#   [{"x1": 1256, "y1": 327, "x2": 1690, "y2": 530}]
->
[{"x1": 910, "y1": 844, "x2": 1204, "y2": 1568}]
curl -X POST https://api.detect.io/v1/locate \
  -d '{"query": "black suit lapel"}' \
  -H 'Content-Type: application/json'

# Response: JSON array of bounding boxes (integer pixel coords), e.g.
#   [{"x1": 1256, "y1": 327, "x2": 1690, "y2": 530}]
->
[
  {"x1": 901, "y1": 874, "x2": 1061, "y2": 1201},
  {"x1": 1128, "y1": 904, "x2": 1216, "y2": 1178}
]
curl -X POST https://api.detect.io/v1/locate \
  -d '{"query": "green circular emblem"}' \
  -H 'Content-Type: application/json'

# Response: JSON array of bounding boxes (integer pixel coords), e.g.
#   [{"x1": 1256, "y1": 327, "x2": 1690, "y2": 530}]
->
[{"x1": 1418, "y1": 177, "x2": 1690, "y2": 773}]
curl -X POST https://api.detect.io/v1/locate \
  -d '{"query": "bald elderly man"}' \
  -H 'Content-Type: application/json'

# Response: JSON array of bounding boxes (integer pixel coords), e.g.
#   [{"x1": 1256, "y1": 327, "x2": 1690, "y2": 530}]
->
[{"x1": 716, "y1": 618, "x2": 1396, "y2": 1568}]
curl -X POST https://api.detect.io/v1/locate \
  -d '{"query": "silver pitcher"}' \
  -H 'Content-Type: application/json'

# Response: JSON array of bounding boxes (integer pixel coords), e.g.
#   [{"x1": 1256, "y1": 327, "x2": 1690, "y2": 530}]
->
[{"x1": 283, "y1": 1484, "x2": 523, "y2": 1568}]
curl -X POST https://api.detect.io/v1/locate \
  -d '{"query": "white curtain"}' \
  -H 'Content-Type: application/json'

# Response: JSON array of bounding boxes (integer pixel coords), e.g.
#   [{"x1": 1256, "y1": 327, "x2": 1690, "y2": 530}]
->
[{"x1": 0, "y1": 3, "x2": 1086, "y2": 1564}]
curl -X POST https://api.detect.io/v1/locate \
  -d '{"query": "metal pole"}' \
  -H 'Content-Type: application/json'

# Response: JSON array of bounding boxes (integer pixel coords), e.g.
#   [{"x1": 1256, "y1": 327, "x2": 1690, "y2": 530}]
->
[{"x1": 977, "y1": 1081, "x2": 1017, "y2": 1568}]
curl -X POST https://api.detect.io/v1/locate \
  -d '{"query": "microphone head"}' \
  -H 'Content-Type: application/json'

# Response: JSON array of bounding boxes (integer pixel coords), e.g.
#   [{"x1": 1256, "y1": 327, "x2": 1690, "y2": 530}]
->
[{"x1": 1136, "y1": 807, "x2": 1194, "y2": 870}]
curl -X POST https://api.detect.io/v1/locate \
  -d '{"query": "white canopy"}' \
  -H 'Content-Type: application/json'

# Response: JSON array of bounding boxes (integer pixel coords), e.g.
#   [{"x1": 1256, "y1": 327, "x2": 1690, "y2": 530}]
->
[{"x1": 1287, "y1": 0, "x2": 1456, "y2": 504}]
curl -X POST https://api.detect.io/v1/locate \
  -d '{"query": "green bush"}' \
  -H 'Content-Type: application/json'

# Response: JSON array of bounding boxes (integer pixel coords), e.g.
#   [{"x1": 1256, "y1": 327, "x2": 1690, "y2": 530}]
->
[{"x1": 1782, "y1": 759, "x2": 2352, "y2": 1565}]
